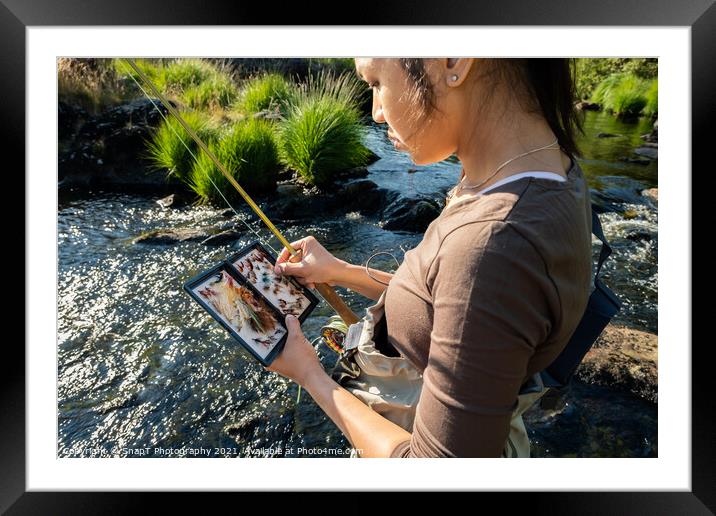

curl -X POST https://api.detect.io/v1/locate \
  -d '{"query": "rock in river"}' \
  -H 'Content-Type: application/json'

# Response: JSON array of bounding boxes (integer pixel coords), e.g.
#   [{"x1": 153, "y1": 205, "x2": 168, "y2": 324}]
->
[
  {"x1": 641, "y1": 188, "x2": 658, "y2": 205},
  {"x1": 633, "y1": 146, "x2": 658, "y2": 160},
  {"x1": 133, "y1": 226, "x2": 244, "y2": 246},
  {"x1": 382, "y1": 197, "x2": 443, "y2": 233},
  {"x1": 575, "y1": 324, "x2": 657, "y2": 403}
]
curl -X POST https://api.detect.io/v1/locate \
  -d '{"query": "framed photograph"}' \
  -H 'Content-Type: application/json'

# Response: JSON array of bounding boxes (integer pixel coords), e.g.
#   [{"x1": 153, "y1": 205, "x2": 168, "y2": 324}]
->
[
  {"x1": 15, "y1": 0, "x2": 709, "y2": 509},
  {"x1": 183, "y1": 261, "x2": 288, "y2": 367},
  {"x1": 226, "y1": 240, "x2": 319, "y2": 323}
]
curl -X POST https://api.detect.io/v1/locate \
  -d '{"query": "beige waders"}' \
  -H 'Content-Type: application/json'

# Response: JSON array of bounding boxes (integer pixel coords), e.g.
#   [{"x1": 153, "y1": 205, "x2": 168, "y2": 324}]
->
[{"x1": 329, "y1": 289, "x2": 549, "y2": 458}]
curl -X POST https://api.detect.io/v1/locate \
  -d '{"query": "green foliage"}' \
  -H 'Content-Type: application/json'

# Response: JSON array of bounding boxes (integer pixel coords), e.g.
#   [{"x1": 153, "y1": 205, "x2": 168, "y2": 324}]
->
[
  {"x1": 621, "y1": 59, "x2": 659, "y2": 80},
  {"x1": 235, "y1": 73, "x2": 296, "y2": 115},
  {"x1": 589, "y1": 72, "x2": 657, "y2": 117},
  {"x1": 301, "y1": 68, "x2": 367, "y2": 109},
  {"x1": 113, "y1": 58, "x2": 238, "y2": 109},
  {"x1": 189, "y1": 118, "x2": 280, "y2": 202},
  {"x1": 575, "y1": 58, "x2": 657, "y2": 101},
  {"x1": 590, "y1": 73, "x2": 625, "y2": 106},
  {"x1": 276, "y1": 70, "x2": 371, "y2": 187},
  {"x1": 113, "y1": 59, "x2": 373, "y2": 198},
  {"x1": 145, "y1": 110, "x2": 219, "y2": 184},
  {"x1": 183, "y1": 73, "x2": 239, "y2": 110},
  {"x1": 642, "y1": 79, "x2": 658, "y2": 117},
  {"x1": 161, "y1": 59, "x2": 218, "y2": 91},
  {"x1": 610, "y1": 75, "x2": 649, "y2": 117},
  {"x1": 309, "y1": 58, "x2": 356, "y2": 75}
]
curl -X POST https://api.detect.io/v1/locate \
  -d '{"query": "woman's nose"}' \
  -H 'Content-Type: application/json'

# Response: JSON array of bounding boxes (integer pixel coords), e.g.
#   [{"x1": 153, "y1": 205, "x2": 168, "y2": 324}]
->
[{"x1": 372, "y1": 95, "x2": 385, "y2": 124}]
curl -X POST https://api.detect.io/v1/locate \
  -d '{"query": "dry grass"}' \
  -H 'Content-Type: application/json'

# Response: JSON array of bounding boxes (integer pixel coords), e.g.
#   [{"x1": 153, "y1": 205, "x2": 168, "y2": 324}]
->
[{"x1": 58, "y1": 58, "x2": 140, "y2": 114}]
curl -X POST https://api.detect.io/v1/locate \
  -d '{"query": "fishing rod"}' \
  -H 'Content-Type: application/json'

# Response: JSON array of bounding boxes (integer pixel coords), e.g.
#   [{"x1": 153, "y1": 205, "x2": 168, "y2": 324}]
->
[{"x1": 123, "y1": 58, "x2": 360, "y2": 326}]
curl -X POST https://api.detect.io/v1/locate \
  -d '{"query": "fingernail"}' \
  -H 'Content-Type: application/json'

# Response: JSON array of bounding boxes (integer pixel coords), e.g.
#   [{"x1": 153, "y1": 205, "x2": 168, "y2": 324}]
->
[{"x1": 274, "y1": 264, "x2": 281, "y2": 274}]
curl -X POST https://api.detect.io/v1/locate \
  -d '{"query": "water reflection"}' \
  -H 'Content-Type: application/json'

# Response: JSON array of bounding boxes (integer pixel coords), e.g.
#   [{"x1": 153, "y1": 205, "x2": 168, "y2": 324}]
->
[{"x1": 58, "y1": 111, "x2": 657, "y2": 457}]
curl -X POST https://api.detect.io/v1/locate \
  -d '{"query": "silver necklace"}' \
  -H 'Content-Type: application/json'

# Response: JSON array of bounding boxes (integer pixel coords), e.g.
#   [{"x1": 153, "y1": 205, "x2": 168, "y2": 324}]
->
[{"x1": 446, "y1": 138, "x2": 561, "y2": 204}]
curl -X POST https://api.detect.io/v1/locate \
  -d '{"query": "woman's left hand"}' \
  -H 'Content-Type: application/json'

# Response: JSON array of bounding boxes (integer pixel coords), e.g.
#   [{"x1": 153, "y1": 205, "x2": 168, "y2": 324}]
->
[{"x1": 264, "y1": 314, "x2": 324, "y2": 387}]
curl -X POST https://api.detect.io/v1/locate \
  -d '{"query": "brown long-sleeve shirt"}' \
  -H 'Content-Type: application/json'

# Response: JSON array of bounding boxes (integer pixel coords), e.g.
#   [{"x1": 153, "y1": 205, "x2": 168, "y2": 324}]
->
[{"x1": 384, "y1": 156, "x2": 593, "y2": 457}]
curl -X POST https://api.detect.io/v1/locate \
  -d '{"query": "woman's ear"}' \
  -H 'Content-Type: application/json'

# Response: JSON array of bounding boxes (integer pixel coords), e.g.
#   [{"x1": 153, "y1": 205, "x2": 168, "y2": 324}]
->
[{"x1": 445, "y1": 58, "x2": 475, "y2": 87}]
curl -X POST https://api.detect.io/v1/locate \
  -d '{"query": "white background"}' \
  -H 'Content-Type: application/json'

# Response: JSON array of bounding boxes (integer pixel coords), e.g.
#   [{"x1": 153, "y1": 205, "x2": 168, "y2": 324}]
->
[{"x1": 28, "y1": 26, "x2": 688, "y2": 490}]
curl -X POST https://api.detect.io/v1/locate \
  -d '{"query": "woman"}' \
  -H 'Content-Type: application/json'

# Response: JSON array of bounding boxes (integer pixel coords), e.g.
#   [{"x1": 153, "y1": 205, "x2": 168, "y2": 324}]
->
[{"x1": 265, "y1": 58, "x2": 593, "y2": 458}]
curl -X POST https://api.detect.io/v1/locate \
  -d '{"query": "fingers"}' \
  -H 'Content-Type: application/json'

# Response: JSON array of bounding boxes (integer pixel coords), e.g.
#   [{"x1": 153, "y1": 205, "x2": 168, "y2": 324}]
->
[
  {"x1": 285, "y1": 313, "x2": 300, "y2": 331},
  {"x1": 289, "y1": 276, "x2": 313, "y2": 289},
  {"x1": 275, "y1": 260, "x2": 307, "y2": 278},
  {"x1": 275, "y1": 245, "x2": 293, "y2": 266},
  {"x1": 275, "y1": 238, "x2": 308, "y2": 267},
  {"x1": 288, "y1": 247, "x2": 303, "y2": 264}
]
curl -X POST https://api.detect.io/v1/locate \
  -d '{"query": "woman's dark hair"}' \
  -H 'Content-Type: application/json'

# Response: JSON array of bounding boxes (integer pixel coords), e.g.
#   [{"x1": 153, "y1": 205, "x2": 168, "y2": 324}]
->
[{"x1": 398, "y1": 58, "x2": 585, "y2": 159}]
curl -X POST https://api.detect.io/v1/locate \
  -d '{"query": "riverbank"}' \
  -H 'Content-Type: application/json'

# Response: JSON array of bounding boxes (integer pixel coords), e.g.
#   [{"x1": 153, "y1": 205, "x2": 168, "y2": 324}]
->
[{"x1": 59, "y1": 58, "x2": 376, "y2": 204}]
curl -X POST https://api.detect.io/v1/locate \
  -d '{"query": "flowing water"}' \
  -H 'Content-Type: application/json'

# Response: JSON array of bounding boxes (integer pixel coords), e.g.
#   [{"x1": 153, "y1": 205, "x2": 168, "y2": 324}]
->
[{"x1": 57, "y1": 111, "x2": 657, "y2": 457}]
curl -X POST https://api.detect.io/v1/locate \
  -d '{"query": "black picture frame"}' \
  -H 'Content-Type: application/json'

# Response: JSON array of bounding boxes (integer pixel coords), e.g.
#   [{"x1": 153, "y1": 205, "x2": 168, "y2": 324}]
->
[
  {"x1": 11, "y1": 0, "x2": 710, "y2": 511},
  {"x1": 225, "y1": 240, "x2": 320, "y2": 324},
  {"x1": 183, "y1": 260, "x2": 289, "y2": 367}
]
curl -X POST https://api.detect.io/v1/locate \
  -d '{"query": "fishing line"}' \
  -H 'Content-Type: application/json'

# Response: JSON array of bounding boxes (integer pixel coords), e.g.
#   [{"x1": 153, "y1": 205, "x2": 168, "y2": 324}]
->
[
  {"x1": 363, "y1": 243, "x2": 414, "y2": 286},
  {"x1": 122, "y1": 59, "x2": 348, "y2": 404},
  {"x1": 123, "y1": 58, "x2": 362, "y2": 330},
  {"x1": 119, "y1": 60, "x2": 280, "y2": 256}
]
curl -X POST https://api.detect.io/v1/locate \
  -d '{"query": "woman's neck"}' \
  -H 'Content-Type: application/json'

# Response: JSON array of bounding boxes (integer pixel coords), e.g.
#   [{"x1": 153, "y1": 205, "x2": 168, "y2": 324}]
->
[{"x1": 455, "y1": 114, "x2": 570, "y2": 191}]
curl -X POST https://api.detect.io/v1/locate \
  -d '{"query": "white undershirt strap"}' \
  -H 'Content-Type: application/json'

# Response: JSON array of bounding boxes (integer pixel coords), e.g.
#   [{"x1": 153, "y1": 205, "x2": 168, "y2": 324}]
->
[{"x1": 476, "y1": 171, "x2": 567, "y2": 196}]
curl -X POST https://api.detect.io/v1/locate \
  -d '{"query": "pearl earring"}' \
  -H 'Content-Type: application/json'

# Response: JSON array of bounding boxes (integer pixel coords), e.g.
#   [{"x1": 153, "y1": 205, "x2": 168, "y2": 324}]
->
[{"x1": 451, "y1": 75, "x2": 458, "y2": 81}]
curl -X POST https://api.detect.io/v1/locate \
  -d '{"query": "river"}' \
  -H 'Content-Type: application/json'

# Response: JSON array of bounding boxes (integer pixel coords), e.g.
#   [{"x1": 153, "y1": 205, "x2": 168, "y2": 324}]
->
[{"x1": 57, "y1": 110, "x2": 657, "y2": 457}]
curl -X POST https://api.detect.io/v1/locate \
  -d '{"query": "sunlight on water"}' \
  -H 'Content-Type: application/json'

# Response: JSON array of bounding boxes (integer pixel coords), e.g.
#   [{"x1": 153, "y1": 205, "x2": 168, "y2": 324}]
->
[{"x1": 58, "y1": 114, "x2": 658, "y2": 458}]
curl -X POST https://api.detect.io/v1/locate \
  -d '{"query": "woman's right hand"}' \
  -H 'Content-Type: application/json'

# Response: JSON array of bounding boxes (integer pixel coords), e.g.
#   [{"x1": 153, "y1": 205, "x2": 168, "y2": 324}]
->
[{"x1": 273, "y1": 235, "x2": 346, "y2": 290}]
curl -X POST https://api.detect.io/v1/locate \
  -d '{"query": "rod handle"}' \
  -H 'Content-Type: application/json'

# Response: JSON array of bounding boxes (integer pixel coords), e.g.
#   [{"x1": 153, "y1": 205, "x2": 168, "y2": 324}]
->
[
  {"x1": 288, "y1": 249, "x2": 360, "y2": 325},
  {"x1": 314, "y1": 283, "x2": 360, "y2": 325}
]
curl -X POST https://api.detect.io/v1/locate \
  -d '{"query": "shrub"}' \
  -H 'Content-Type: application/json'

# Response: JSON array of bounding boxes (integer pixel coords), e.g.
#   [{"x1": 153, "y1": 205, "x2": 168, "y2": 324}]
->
[
  {"x1": 189, "y1": 118, "x2": 280, "y2": 202},
  {"x1": 642, "y1": 79, "x2": 658, "y2": 117},
  {"x1": 112, "y1": 58, "x2": 167, "y2": 91},
  {"x1": 114, "y1": 58, "x2": 238, "y2": 108},
  {"x1": 160, "y1": 58, "x2": 219, "y2": 92},
  {"x1": 183, "y1": 73, "x2": 239, "y2": 110},
  {"x1": 610, "y1": 75, "x2": 648, "y2": 117},
  {"x1": 591, "y1": 73, "x2": 654, "y2": 117},
  {"x1": 235, "y1": 73, "x2": 296, "y2": 116},
  {"x1": 301, "y1": 68, "x2": 367, "y2": 110},
  {"x1": 590, "y1": 72, "x2": 624, "y2": 107},
  {"x1": 145, "y1": 110, "x2": 219, "y2": 184},
  {"x1": 575, "y1": 58, "x2": 657, "y2": 101},
  {"x1": 276, "y1": 72, "x2": 371, "y2": 187}
]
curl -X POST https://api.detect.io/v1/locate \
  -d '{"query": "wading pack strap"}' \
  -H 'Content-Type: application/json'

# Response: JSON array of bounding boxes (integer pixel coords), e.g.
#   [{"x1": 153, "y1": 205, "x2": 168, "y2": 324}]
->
[{"x1": 532, "y1": 205, "x2": 622, "y2": 408}]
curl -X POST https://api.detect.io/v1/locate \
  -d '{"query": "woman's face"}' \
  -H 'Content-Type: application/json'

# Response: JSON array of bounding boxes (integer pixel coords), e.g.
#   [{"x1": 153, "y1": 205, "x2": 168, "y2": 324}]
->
[{"x1": 354, "y1": 58, "x2": 460, "y2": 165}]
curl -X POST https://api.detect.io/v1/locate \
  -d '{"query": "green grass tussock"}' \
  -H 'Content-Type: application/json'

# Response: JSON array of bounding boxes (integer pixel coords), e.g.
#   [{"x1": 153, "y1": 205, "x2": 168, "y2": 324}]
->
[
  {"x1": 189, "y1": 118, "x2": 280, "y2": 202},
  {"x1": 113, "y1": 58, "x2": 238, "y2": 110},
  {"x1": 642, "y1": 79, "x2": 658, "y2": 117},
  {"x1": 235, "y1": 73, "x2": 297, "y2": 116},
  {"x1": 70, "y1": 58, "x2": 376, "y2": 201},
  {"x1": 145, "y1": 110, "x2": 220, "y2": 184},
  {"x1": 277, "y1": 70, "x2": 371, "y2": 187},
  {"x1": 590, "y1": 72, "x2": 657, "y2": 117},
  {"x1": 183, "y1": 73, "x2": 239, "y2": 110}
]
